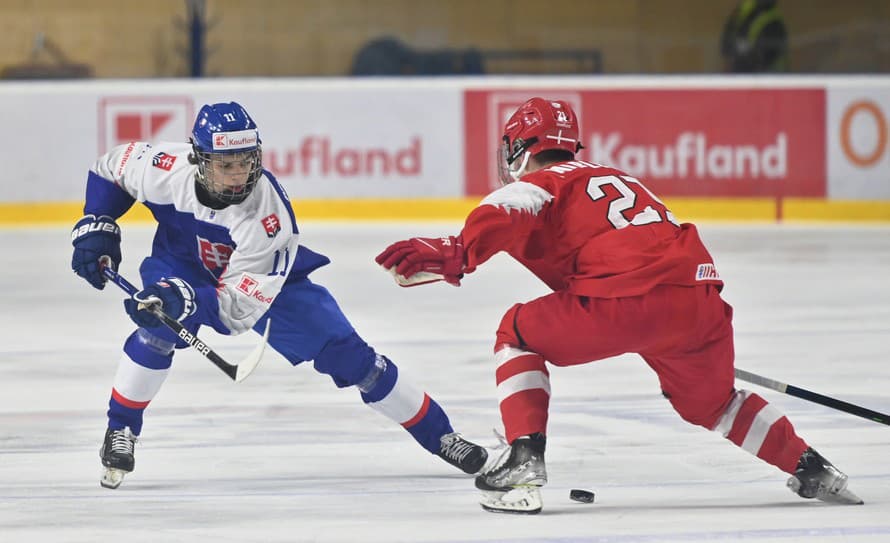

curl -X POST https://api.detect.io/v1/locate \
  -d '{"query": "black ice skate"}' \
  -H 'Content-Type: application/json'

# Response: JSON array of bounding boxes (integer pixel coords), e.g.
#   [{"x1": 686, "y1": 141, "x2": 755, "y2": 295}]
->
[
  {"x1": 787, "y1": 447, "x2": 863, "y2": 505},
  {"x1": 100, "y1": 427, "x2": 137, "y2": 489},
  {"x1": 437, "y1": 432, "x2": 491, "y2": 475},
  {"x1": 474, "y1": 433, "x2": 546, "y2": 514}
]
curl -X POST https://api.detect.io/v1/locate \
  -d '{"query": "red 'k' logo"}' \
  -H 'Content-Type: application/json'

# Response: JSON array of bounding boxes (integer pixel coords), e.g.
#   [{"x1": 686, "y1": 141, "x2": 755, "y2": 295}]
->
[
  {"x1": 262, "y1": 214, "x2": 281, "y2": 238},
  {"x1": 236, "y1": 274, "x2": 258, "y2": 295},
  {"x1": 197, "y1": 237, "x2": 233, "y2": 275},
  {"x1": 152, "y1": 152, "x2": 177, "y2": 171},
  {"x1": 98, "y1": 96, "x2": 193, "y2": 153}
]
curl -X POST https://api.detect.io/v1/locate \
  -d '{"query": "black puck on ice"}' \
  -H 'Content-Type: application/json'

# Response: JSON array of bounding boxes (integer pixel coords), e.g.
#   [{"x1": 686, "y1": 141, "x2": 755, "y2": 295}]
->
[{"x1": 569, "y1": 489, "x2": 595, "y2": 503}]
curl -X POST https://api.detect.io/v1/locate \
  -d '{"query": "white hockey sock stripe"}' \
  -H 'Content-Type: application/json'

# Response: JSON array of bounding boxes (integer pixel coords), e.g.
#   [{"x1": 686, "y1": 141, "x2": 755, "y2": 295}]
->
[
  {"x1": 497, "y1": 371, "x2": 551, "y2": 403},
  {"x1": 366, "y1": 375, "x2": 427, "y2": 425},
  {"x1": 495, "y1": 346, "x2": 550, "y2": 403},
  {"x1": 740, "y1": 403, "x2": 784, "y2": 456},
  {"x1": 712, "y1": 389, "x2": 750, "y2": 436},
  {"x1": 495, "y1": 346, "x2": 534, "y2": 367},
  {"x1": 111, "y1": 352, "x2": 170, "y2": 407},
  {"x1": 400, "y1": 393, "x2": 431, "y2": 428},
  {"x1": 713, "y1": 389, "x2": 786, "y2": 457},
  {"x1": 111, "y1": 389, "x2": 150, "y2": 409}
]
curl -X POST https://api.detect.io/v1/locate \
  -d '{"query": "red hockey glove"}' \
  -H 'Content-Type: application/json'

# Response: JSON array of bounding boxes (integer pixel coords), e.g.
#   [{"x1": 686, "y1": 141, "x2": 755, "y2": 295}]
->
[{"x1": 375, "y1": 236, "x2": 465, "y2": 287}]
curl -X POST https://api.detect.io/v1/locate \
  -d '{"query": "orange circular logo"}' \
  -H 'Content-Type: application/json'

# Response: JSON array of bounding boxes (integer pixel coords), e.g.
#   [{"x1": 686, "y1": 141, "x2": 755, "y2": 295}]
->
[{"x1": 840, "y1": 100, "x2": 887, "y2": 168}]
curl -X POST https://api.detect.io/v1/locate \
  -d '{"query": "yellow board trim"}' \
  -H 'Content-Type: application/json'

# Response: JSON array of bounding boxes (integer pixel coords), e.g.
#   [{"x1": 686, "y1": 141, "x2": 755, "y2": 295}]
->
[{"x1": 2, "y1": 198, "x2": 890, "y2": 227}]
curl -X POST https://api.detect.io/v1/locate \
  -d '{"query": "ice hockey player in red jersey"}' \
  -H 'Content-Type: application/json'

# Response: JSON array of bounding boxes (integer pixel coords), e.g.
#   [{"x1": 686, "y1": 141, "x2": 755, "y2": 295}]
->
[{"x1": 375, "y1": 97, "x2": 862, "y2": 513}]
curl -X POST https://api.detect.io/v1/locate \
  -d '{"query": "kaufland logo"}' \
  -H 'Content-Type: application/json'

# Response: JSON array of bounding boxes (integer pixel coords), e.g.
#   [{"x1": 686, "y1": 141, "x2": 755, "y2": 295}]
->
[
  {"x1": 212, "y1": 130, "x2": 258, "y2": 150},
  {"x1": 265, "y1": 136, "x2": 421, "y2": 177},
  {"x1": 588, "y1": 132, "x2": 788, "y2": 179},
  {"x1": 98, "y1": 96, "x2": 193, "y2": 153}
]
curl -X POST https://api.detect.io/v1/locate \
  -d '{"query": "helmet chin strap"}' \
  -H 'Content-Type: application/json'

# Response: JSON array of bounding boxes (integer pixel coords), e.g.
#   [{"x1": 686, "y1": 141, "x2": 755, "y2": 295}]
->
[{"x1": 508, "y1": 151, "x2": 532, "y2": 183}]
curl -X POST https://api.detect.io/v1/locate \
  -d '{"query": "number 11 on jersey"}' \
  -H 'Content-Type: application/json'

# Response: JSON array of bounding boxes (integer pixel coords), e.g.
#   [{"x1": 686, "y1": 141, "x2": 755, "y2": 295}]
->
[{"x1": 269, "y1": 247, "x2": 290, "y2": 276}]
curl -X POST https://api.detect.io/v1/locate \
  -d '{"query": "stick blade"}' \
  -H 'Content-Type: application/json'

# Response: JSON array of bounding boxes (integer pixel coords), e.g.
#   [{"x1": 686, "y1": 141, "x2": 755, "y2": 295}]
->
[
  {"x1": 388, "y1": 267, "x2": 444, "y2": 287},
  {"x1": 235, "y1": 319, "x2": 270, "y2": 383}
]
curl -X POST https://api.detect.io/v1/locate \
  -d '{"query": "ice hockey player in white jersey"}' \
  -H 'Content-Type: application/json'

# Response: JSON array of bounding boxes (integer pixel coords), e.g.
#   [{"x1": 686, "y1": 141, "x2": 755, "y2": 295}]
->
[{"x1": 70, "y1": 101, "x2": 492, "y2": 489}]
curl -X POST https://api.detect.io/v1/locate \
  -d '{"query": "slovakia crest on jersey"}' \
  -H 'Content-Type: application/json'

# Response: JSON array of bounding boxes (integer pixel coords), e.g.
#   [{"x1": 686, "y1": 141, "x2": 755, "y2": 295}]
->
[
  {"x1": 197, "y1": 236, "x2": 233, "y2": 275},
  {"x1": 262, "y1": 214, "x2": 281, "y2": 238},
  {"x1": 152, "y1": 152, "x2": 177, "y2": 171}
]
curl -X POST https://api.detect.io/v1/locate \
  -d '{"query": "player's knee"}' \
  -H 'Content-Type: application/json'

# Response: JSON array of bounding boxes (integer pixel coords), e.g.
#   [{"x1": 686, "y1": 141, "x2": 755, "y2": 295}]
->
[
  {"x1": 495, "y1": 303, "x2": 525, "y2": 350},
  {"x1": 667, "y1": 389, "x2": 735, "y2": 429},
  {"x1": 135, "y1": 328, "x2": 176, "y2": 355},
  {"x1": 122, "y1": 329, "x2": 175, "y2": 370},
  {"x1": 313, "y1": 332, "x2": 377, "y2": 389}
]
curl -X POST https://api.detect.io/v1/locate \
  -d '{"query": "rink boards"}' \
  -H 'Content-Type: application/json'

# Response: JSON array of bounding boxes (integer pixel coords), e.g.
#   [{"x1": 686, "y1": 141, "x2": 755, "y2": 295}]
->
[{"x1": 1, "y1": 76, "x2": 889, "y2": 224}]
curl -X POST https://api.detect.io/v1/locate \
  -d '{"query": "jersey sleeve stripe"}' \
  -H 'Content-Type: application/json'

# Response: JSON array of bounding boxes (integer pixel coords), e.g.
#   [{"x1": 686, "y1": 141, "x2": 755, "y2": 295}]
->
[{"x1": 480, "y1": 181, "x2": 554, "y2": 215}]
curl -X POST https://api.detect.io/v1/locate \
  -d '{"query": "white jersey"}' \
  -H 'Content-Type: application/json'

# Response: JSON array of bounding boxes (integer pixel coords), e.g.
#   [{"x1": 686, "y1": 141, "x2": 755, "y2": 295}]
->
[{"x1": 87, "y1": 141, "x2": 323, "y2": 335}]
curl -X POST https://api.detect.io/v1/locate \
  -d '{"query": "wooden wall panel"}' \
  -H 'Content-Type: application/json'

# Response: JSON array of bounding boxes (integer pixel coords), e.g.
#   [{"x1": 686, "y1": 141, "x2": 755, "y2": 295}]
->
[{"x1": 0, "y1": 0, "x2": 886, "y2": 77}]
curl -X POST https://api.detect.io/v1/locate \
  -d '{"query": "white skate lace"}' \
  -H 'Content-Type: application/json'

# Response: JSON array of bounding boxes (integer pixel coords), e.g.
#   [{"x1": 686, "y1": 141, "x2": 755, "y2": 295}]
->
[
  {"x1": 109, "y1": 429, "x2": 136, "y2": 454},
  {"x1": 440, "y1": 433, "x2": 475, "y2": 462}
]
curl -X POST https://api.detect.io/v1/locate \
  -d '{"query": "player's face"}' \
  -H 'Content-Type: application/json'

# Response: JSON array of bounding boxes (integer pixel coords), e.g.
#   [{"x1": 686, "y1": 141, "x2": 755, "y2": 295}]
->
[{"x1": 207, "y1": 152, "x2": 255, "y2": 194}]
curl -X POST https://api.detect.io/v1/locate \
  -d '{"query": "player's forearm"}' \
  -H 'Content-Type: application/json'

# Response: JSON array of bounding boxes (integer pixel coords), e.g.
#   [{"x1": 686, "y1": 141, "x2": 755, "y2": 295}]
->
[{"x1": 460, "y1": 204, "x2": 530, "y2": 272}]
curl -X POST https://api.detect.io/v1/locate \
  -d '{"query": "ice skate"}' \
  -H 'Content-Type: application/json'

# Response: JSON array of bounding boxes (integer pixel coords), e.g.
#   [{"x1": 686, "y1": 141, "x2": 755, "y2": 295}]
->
[
  {"x1": 474, "y1": 433, "x2": 546, "y2": 514},
  {"x1": 437, "y1": 432, "x2": 496, "y2": 475},
  {"x1": 787, "y1": 447, "x2": 863, "y2": 505},
  {"x1": 100, "y1": 427, "x2": 137, "y2": 489}
]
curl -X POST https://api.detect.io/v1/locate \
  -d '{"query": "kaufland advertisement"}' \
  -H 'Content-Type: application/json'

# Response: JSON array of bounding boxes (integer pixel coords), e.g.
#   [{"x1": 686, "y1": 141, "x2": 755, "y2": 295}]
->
[
  {"x1": 1, "y1": 78, "x2": 888, "y2": 208},
  {"x1": 464, "y1": 88, "x2": 827, "y2": 198},
  {"x1": 1, "y1": 82, "x2": 463, "y2": 203}
]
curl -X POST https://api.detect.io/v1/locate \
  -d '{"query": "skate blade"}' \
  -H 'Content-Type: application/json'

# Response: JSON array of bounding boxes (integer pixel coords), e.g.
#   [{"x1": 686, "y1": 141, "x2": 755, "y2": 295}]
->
[
  {"x1": 787, "y1": 476, "x2": 864, "y2": 505},
  {"x1": 100, "y1": 468, "x2": 127, "y2": 489},
  {"x1": 818, "y1": 487, "x2": 864, "y2": 505},
  {"x1": 479, "y1": 486, "x2": 542, "y2": 514}
]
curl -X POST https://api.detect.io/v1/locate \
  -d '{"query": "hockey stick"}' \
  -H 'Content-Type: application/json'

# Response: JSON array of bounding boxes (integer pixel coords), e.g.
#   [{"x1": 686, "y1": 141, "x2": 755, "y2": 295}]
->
[
  {"x1": 101, "y1": 266, "x2": 268, "y2": 383},
  {"x1": 735, "y1": 368, "x2": 890, "y2": 426}
]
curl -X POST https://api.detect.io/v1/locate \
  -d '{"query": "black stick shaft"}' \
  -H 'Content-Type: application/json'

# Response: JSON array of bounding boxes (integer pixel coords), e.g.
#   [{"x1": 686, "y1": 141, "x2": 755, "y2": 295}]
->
[
  {"x1": 102, "y1": 267, "x2": 238, "y2": 381},
  {"x1": 735, "y1": 368, "x2": 890, "y2": 426}
]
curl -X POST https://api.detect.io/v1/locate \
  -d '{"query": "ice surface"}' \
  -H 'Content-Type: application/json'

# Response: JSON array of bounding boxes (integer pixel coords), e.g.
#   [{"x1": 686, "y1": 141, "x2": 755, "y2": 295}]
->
[{"x1": 1, "y1": 222, "x2": 888, "y2": 542}]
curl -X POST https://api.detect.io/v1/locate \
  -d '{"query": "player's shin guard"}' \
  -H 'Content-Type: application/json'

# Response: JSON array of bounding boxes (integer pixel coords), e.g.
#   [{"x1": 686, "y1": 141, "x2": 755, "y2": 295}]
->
[
  {"x1": 712, "y1": 389, "x2": 808, "y2": 474},
  {"x1": 359, "y1": 355, "x2": 454, "y2": 454},
  {"x1": 107, "y1": 330, "x2": 174, "y2": 435},
  {"x1": 495, "y1": 346, "x2": 551, "y2": 443}
]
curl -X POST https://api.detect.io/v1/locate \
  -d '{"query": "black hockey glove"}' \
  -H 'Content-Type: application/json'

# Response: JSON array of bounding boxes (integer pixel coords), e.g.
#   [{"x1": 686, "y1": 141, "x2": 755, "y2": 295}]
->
[{"x1": 71, "y1": 214, "x2": 122, "y2": 290}]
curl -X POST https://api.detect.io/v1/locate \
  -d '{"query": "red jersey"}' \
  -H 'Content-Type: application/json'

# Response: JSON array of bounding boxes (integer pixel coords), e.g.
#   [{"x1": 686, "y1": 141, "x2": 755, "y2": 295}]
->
[{"x1": 459, "y1": 160, "x2": 723, "y2": 298}]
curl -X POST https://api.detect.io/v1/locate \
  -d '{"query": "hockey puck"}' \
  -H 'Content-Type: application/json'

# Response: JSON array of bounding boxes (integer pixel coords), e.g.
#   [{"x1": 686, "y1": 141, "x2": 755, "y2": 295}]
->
[{"x1": 569, "y1": 489, "x2": 595, "y2": 503}]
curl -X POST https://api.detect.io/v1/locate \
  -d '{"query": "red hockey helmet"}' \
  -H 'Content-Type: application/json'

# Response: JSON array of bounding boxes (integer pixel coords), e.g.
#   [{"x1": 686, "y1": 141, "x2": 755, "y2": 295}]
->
[{"x1": 498, "y1": 97, "x2": 583, "y2": 184}]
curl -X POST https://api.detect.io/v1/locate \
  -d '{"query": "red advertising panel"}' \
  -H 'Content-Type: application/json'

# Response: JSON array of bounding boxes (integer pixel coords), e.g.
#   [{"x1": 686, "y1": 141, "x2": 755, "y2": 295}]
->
[{"x1": 465, "y1": 89, "x2": 826, "y2": 197}]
